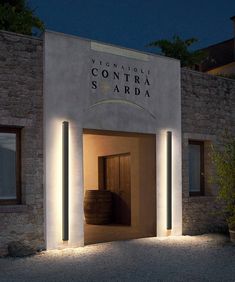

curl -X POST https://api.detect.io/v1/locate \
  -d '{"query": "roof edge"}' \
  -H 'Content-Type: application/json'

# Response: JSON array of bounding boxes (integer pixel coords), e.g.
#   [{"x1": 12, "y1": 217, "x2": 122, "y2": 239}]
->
[
  {"x1": 45, "y1": 29, "x2": 180, "y2": 64},
  {"x1": 0, "y1": 29, "x2": 43, "y2": 41},
  {"x1": 201, "y1": 38, "x2": 234, "y2": 51}
]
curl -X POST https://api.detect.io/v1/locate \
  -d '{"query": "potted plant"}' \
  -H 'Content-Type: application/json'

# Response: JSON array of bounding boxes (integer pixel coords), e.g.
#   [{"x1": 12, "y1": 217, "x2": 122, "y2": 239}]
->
[{"x1": 211, "y1": 137, "x2": 235, "y2": 242}]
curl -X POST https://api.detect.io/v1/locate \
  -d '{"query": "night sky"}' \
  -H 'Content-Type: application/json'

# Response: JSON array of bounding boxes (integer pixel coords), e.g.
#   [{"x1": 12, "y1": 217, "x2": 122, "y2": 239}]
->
[{"x1": 29, "y1": 0, "x2": 235, "y2": 53}]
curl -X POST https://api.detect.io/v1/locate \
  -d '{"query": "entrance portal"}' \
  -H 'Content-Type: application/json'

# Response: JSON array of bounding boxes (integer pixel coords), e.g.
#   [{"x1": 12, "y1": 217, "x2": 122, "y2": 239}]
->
[{"x1": 83, "y1": 130, "x2": 156, "y2": 245}]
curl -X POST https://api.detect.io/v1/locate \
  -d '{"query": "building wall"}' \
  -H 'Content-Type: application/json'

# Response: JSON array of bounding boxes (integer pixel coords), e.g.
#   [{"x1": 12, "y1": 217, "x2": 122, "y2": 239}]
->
[
  {"x1": 0, "y1": 31, "x2": 44, "y2": 255},
  {"x1": 207, "y1": 62, "x2": 235, "y2": 76},
  {"x1": 44, "y1": 31, "x2": 182, "y2": 249},
  {"x1": 1, "y1": 30, "x2": 235, "y2": 255},
  {"x1": 181, "y1": 69, "x2": 235, "y2": 234}
]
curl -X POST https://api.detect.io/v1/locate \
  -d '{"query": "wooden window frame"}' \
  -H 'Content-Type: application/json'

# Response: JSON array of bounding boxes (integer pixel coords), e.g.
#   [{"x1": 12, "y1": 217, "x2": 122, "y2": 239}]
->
[
  {"x1": 188, "y1": 140, "x2": 205, "y2": 197},
  {"x1": 0, "y1": 127, "x2": 21, "y2": 205}
]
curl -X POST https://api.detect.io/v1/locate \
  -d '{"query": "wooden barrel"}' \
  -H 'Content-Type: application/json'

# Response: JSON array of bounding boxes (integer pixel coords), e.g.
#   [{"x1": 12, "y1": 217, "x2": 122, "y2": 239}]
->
[{"x1": 84, "y1": 190, "x2": 113, "y2": 225}]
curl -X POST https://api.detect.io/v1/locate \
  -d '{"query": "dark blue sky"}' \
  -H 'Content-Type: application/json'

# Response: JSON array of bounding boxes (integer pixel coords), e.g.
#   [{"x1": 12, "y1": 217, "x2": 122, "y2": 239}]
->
[{"x1": 29, "y1": 0, "x2": 235, "y2": 53}]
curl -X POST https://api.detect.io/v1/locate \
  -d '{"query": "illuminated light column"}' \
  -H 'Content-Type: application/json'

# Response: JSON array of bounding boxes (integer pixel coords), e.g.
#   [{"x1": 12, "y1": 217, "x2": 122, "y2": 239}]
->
[
  {"x1": 167, "y1": 131, "x2": 172, "y2": 230},
  {"x1": 62, "y1": 121, "x2": 69, "y2": 241}
]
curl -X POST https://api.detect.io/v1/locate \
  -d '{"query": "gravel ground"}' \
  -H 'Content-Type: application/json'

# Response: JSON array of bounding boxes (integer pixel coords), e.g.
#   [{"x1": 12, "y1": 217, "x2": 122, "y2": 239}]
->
[{"x1": 0, "y1": 234, "x2": 235, "y2": 282}]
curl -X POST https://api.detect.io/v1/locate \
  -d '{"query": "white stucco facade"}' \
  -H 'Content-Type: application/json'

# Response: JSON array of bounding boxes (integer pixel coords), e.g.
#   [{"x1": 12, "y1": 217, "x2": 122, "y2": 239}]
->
[{"x1": 43, "y1": 30, "x2": 182, "y2": 249}]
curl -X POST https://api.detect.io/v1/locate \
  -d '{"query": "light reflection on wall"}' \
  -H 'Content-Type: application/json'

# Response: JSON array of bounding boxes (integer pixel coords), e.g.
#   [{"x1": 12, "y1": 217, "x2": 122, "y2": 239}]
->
[
  {"x1": 45, "y1": 118, "x2": 84, "y2": 250},
  {"x1": 68, "y1": 122, "x2": 84, "y2": 247},
  {"x1": 45, "y1": 124, "x2": 181, "y2": 249},
  {"x1": 45, "y1": 118, "x2": 84, "y2": 249},
  {"x1": 157, "y1": 130, "x2": 167, "y2": 237},
  {"x1": 172, "y1": 129, "x2": 182, "y2": 236},
  {"x1": 157, "y1": 130, "x2": 182, "y2": 237},
  {"x1": 45, "y1": 119, "x2": 63, "y2": 249}
]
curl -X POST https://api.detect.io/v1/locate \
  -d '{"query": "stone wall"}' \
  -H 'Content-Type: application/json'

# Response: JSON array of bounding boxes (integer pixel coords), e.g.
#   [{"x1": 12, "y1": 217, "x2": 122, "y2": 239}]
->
[
  {"x1": 181, "y1": 69, "x2": 235, "y2": 235},
  {"x1": 0, "y1": 31, "x2": 43, "y2": 255}
]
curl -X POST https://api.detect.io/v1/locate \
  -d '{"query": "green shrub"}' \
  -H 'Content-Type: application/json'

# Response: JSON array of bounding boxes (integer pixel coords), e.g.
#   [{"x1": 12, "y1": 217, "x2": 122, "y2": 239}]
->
[{"x1": 211, "y1": 137, "x2": 235, "y2": 230}]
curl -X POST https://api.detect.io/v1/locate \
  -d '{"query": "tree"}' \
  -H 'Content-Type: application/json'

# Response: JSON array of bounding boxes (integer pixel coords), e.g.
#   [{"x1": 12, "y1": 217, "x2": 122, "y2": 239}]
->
[
  {"x1": 0, "y1": 0, "x2": 44, "y2": 36},
  {"x1": 148, "y1": 35, "x2": 206, "y2": 68}
]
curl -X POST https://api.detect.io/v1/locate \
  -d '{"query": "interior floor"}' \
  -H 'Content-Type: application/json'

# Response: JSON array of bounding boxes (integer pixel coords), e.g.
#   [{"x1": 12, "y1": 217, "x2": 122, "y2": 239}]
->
[{"x1": 84, "y1": 223, "x2": 155, "y2": 245}]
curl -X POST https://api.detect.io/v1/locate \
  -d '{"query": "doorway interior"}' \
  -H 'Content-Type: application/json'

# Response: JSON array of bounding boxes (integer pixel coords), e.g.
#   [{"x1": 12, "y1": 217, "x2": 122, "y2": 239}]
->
[
  {"x1": 99, "y1": 153, "x2": 131, "y2": 225},
  {"x1": 83, "y1": 129, "x2": 156, "y2": 245}
]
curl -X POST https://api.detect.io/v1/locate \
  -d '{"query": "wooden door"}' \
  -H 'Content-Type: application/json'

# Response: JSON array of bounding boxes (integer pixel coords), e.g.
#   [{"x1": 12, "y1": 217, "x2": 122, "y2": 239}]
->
[
  {"x1": 119, "y1": 154, "x2": 131, "y2": 225},
  {"x1": 99, "y1": 153, "x2": 131, "y2": 225}
]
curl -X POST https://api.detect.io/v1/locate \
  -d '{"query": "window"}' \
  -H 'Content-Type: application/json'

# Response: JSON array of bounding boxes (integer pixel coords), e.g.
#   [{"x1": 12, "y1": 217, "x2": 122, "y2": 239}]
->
[
  {"x1": 188, "y1": 140, "x2": 204, "y2": 196},
  {"x1": 0, "y1": 127, "x2": 21, "y2": 204}
]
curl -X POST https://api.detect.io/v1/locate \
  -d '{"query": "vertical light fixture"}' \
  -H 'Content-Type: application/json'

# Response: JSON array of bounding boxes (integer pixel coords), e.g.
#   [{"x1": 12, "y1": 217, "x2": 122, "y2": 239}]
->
[
  {"x1": 167, "y1": 131, "x2": 172, "y2": 230},
  {"x1": 62, "y1": 121, "x2": 69, "y2": 241}
]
